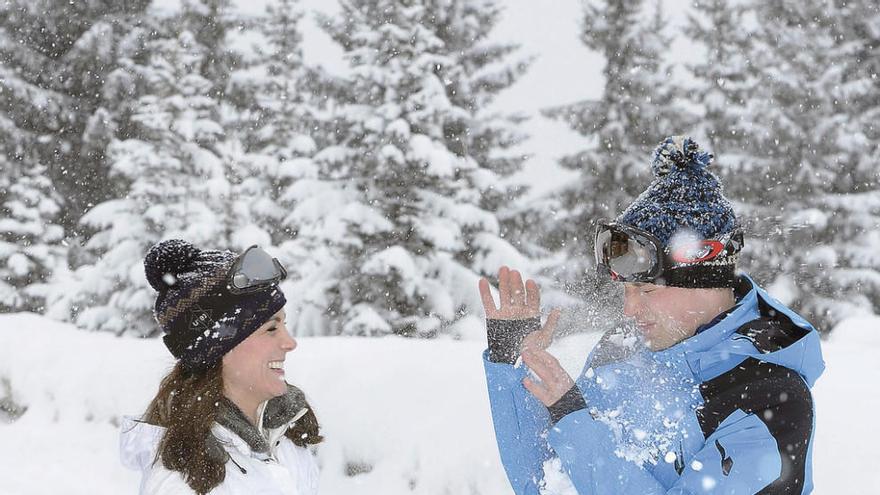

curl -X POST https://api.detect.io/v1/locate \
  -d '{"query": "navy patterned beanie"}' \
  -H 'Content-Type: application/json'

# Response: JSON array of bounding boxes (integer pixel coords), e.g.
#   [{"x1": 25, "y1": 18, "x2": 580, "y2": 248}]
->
[
  {"x1": 144, "y1": 239, "x2": 286, "y2": 371},
  {"x1": 617, "y1": 136, "x2": 740, "y2": 288}
]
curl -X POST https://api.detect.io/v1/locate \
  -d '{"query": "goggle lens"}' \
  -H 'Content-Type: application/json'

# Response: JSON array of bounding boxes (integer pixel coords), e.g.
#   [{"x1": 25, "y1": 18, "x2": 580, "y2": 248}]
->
[
  {"x1": 595, "y1": 225, "x2": 660, "y2": 281},
  {"x1": 229, "y1": 246, "x2": 287, "y2": 294}
]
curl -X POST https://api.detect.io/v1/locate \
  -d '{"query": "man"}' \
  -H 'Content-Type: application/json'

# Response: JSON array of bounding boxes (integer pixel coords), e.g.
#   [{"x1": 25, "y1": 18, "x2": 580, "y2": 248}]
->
[{"x1": 479, "y1": 136, "x2": 824, "y2": 494}]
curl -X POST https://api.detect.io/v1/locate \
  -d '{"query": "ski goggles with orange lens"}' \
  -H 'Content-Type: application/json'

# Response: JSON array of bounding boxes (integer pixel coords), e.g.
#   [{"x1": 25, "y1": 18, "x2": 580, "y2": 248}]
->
[{"x1": 594, "y1": 222, "x2": 743, "y2": 284}]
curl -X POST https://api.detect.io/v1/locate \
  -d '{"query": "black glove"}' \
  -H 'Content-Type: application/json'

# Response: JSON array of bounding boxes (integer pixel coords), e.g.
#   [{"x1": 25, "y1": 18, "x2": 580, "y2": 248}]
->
[
  {"x1": 486, "y1": 317, "x2": 541, "y2": 364},
  {"x1": 547, "y1": 384, "x2": 587, "y2": 425}
]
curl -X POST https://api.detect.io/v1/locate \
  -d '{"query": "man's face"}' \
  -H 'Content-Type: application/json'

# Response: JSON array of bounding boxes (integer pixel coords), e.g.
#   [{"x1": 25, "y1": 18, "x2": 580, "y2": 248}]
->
[{"x1": 622, "y1": 282, "x2": 733, "y2": 351}]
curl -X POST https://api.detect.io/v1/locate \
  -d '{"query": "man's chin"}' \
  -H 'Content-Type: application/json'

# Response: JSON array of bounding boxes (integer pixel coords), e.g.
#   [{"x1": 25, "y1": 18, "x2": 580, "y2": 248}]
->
[
  {"x1": 639, "y1": 324, "x2": 664, "y2": 351},
  {"x1": 645, "y1": 340, "x2": 663, "y2": 351},
  {"x1": 643, "y1": 334, "x2": 674, "y2": 352}
]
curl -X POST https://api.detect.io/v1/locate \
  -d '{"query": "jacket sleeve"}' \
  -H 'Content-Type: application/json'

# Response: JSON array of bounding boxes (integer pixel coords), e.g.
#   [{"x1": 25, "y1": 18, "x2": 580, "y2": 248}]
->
[
  {"x1": 547, "y1": 408, "x2": 782, "y2": 495},
  {"x1": 484, "y1": 350, "x2": 555, "y2": 495}
]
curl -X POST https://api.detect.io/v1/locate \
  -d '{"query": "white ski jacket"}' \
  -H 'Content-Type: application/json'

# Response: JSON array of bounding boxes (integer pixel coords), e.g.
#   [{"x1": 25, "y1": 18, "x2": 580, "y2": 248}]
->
[{"x1": 119, "y1": 412, "x2": 319, "y2": 495}]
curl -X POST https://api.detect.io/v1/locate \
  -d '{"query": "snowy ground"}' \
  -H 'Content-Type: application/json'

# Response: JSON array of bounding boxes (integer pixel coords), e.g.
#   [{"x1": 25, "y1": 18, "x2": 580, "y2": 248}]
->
[{"x1": 1, "y1": 312, "x2": 879, "y2": 494}]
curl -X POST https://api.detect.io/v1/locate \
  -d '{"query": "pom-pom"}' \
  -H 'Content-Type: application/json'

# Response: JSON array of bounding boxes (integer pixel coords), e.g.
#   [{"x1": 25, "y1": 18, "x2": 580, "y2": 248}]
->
[
  {"x1": 144, "y1": 239, "x2": 201, "y2": 291},
  {"x1": 650, "y1": 136, "x2": 714, "y2": 177}
]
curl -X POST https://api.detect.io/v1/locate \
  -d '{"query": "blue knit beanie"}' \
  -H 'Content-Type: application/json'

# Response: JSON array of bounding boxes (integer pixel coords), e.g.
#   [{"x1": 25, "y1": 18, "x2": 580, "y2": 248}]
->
[
  {"x1": 144, "y1": 239, "x2": 286, "y2": 371},
  {"x1": 616, "y1": 136, "x2": 740, "y2": 287}
]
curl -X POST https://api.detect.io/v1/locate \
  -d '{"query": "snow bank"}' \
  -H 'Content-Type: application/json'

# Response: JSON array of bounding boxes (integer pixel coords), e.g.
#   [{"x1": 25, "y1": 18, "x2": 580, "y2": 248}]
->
[
  {"x1": 0, "y1": 313, "x2": 529, "y2": 495},
  {"x1": 1, "y1": 313, "x2": 878, "y2": 493},
  {"x1": 811, "y1": 315, "x2": 880, "y2": 492}
]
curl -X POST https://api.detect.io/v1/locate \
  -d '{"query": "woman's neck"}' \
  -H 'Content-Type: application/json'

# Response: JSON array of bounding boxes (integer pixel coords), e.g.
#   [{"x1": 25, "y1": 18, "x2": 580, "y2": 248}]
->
[{"x1": 223, "y1": 388, "x2": 261, "y2": 426}]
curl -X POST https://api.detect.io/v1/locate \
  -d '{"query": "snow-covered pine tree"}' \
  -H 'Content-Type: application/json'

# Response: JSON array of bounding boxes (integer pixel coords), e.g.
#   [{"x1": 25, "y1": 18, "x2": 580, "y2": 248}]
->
[
  {"x1": 682, "y1": 0, "x2": 761, "y2": 202},
  {"x1": 778, "y1": 0, "x2": 880, "y2": 329},
  {"x1": 0, "y1": 156, "x2": 64, "y2": 312},
  {"x1": 226, "y1": 0, "x2": 326, "y2": 248},
  {"x1": 817, "y1": 0, "x2": 880, "y2": 326},
  {"x1": 0, "y1": 1, "x2": 151, "y2": 312},
  {"x1": 794, "y1": 0, "x2": 880, "y2": 328},
  {"x1": 181, "y1": 0, "x2": 240, "y2": 100},
  {"x1": 0, "y1": 1, "x2": 150, "y2": 235},
  {"x1": 176, "y1": 0, "x2": 285, "y2": 251},
  {"x1": 729, "y1": 0, "x2": 880, "y2": 330},
  {"x1": 286, "y1": 0, "x2": 532, "y2": 336},
  {"x1": 680, "y1": 0, "x2": 782, "y2": 306},
  {"x1": 60, "y1": 24, "x2": 248, "y2": 335},
  {"x1": 543, "y1": 0, "x2": 683, "y2": 277}
]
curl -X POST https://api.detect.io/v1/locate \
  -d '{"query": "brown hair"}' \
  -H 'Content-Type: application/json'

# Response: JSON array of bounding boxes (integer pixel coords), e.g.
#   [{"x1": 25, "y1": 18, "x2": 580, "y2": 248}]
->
[{"x1": 143, "y1": 362, "x2": 323, "y2": 494}]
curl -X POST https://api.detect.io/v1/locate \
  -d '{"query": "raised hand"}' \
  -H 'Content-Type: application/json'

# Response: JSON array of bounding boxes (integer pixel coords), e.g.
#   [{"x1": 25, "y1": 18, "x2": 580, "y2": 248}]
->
[
  {"x1": 478, "y1": 266, "x2": 541, "y2": 320},
  {"x1": 479, "y1": 266, "x2": 562, "y2": 352},
  {"x1": 479, "y1": 266, "x2": 571, "y2": 404}
]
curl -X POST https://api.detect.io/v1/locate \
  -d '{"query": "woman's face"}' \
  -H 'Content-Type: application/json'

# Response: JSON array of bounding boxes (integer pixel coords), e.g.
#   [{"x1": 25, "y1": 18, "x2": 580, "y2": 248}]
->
[{"x1": 222, "y1": 310, "x2": 296, "y2": 408}]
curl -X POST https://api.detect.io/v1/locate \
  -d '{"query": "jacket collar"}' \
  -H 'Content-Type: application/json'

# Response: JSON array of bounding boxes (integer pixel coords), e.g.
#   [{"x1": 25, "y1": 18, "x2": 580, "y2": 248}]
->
[
  {"x1": 213, "y1": 384, "x2": 310, "y2": 458},
  {"x1": 215, "y1": 398, "x2": 272, "y2": 455},
  {"x1": 652, "y1": 274, "x2": 825, "y2": 385}
]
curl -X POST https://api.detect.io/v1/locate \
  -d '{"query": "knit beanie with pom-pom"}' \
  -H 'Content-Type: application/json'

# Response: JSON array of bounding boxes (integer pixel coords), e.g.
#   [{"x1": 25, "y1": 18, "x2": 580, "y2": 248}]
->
[
  {"x1": 616, "y1": 136, "x2": 742, "y2": 288},
  {"x1": 143, "y1": 239, "x2": 286, "y2": 370}
]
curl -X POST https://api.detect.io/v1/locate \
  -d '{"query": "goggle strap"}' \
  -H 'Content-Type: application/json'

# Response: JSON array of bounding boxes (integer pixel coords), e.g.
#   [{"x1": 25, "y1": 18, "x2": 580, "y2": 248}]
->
[{"x1": 660, "y1": 263, "x2": 738, "y2": 289}]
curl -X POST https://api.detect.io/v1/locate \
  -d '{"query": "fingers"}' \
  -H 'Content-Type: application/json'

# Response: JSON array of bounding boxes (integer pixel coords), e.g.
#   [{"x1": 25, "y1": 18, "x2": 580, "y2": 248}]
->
[
  {"x1": 523, "y1": 377, "x2": 554, "y2": 405},
  {"x1": 523, "y1": 308, "x2": 562, "y2": 352},
  {"x1": 509, "y1": 270, "x2": 525, "y2": 306},
  {"x1": 497, "y1": 266, "x2": 510, "y2": 309},
  {"x1": 478, "y1": 278, "x2": 498, "y2": 317},
  {"x1": 497, "y1": 266, "x2": 530, "y2": 311},
  {"x1": 542, "y1": 308, "x2": 562, "y2": 339},
  {"x1": 525, "y1": 279, "x2": 540, "y2": 314},
  {"x1": 520, "y1": 331, "x2": 538, "y2": 352},
  {"x1": 522, "y1": 348, "x2": 557, "y2": 381},
  {"x1": 528, "y1": 349, "x2": 573, "y2": 385},
  {"x1": 522, "y1": 349, "x2": 574, "y2": 407},
  {"x1": 520, "y1": 325, "x2": 547, "y2": 353}
]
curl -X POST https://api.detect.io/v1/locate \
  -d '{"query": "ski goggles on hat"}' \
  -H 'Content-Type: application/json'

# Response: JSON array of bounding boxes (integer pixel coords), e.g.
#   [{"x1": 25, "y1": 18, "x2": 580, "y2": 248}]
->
[
  {"x1": 226, "y1": 245, "x2": 287, "y2": 295},
  {"x1": 594, "y1": 222, "x2": 743, "y2": 283}
]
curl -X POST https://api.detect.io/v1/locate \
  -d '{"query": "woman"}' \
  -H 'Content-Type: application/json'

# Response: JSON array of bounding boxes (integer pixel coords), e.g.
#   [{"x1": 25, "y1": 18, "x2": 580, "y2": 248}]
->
[{"x1": 120, "y1": 239, "x2": 323, "y2": 494}]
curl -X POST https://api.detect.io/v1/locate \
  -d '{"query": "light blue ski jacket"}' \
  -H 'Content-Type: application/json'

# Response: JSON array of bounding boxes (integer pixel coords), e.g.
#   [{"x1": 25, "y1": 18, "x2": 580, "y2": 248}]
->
[{"x1": 484, "y1": 275, "x2": 824, "y2": 494}]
